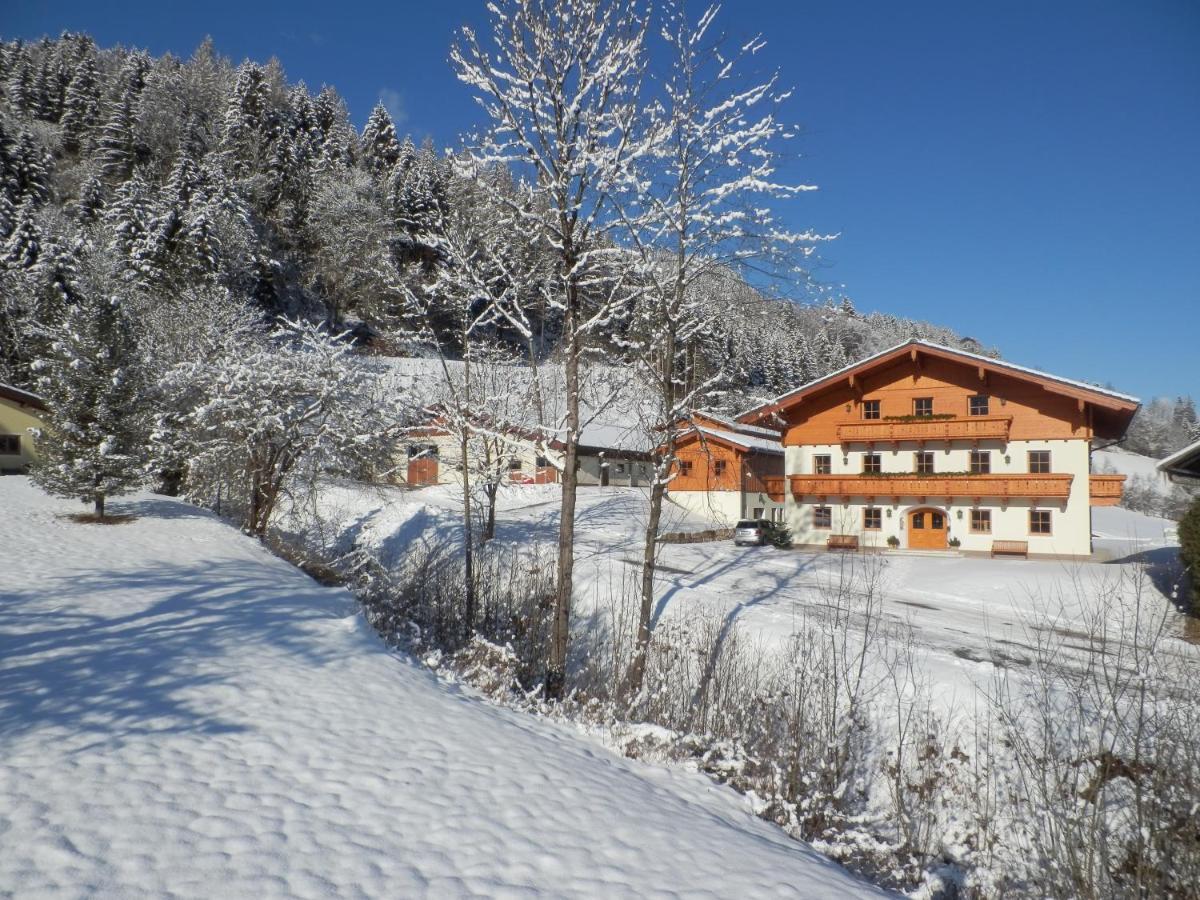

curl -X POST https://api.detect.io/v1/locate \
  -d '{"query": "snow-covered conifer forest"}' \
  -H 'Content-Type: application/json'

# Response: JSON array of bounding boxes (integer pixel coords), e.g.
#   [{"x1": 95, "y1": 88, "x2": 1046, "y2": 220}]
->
[{"x1": 2, "y1": 3, "x2": 1198, "y2": 898}]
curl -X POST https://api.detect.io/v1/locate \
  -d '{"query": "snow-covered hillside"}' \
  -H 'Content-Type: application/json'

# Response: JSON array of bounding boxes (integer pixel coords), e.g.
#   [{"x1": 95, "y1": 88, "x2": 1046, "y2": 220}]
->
[{"x1": 0, "y1": 477, "x2": 882, "y2": 898}]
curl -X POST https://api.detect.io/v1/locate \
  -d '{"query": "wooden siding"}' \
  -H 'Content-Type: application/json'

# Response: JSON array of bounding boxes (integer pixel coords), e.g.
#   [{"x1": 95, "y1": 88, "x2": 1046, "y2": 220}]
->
[
  {"x1": 671, "y1": 440, "x2": 744, "y2": 491},
  {"x1": 772, "y1": 354, "x2": 1095, "y2": 446},
  {"x1": 788, "y1": 472, "x2": 1074, "y2": 500},
  {"x1": 1089, "y1": 473, "x2": 1125, "y2": 506}
]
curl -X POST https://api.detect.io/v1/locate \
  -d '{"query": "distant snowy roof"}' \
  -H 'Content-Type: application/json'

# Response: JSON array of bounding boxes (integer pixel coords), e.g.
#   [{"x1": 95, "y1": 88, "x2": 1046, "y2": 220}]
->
[
  {"x1": 1158, "y1": 438, "x2": 1200, "y2": 480},
  {"x1": 368, "y1": 356, "x2": 657, "y2": 452},
  {"x1": 694, "y1": 410, "x2": 781, "y2": 439}
]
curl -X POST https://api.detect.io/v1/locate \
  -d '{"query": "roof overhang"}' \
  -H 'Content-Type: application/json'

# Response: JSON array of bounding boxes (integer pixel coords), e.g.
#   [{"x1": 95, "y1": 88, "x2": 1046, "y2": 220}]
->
[
  {"x1": 737, "y1": 340, "x2": 1140, "y2": 442},
  {"x1": 0, "y1": 382, "x2": 46, "y2": 412},
  {"x1": 1158, "y1": 438, "x2": 1200, "y2": 483}
]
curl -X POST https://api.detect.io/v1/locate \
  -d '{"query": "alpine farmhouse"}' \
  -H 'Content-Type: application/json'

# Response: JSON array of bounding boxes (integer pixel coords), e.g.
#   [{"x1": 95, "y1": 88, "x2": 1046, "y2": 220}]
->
[{"x1": 671, "y1": 340, "x2": 1139, "y2": 558}]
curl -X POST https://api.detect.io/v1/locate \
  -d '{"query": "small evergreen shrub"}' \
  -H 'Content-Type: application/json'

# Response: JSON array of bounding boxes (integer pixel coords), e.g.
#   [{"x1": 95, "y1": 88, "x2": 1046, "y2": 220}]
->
[{"x1": 1179, "y1": 495, "x2": 1200, "y2": 615}]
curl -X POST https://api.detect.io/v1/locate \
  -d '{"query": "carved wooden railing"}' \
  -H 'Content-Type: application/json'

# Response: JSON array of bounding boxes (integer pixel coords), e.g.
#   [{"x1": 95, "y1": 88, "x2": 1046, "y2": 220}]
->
[
  {"x1": 788, "y1": 472, "x2": 1073, "y2": 500},
  {"x1": 1089, "y1": 474, "x2": 1126, "y2": 506},
  {"x1": 836, "y1": 416, "x2": 1012, "y2": 444}
]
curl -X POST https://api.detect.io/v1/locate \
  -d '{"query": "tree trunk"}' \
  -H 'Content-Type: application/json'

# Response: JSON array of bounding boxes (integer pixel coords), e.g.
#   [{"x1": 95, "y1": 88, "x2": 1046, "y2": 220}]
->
[
  {"x1": 461, "y1": 427, "x2": 476, "y2": 642},
  {"x1": 624, "y1": 473, "x2": 665, "y2": 700},
  {"x1": 95, "y1": 492, "x2": 105, "y2": 519},
  {"x1": 483, "y1": 481, "x2": 497, "y2": 542},
  {"x1": 547, "y1": 290, "x2": 581, "y2": 700}
]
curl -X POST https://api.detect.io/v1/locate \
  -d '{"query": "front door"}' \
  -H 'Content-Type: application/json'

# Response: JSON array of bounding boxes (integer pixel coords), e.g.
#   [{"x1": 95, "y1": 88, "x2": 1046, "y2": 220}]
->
[{"x1": 907, "y1": 508, "x2": 947, "y2": 550}]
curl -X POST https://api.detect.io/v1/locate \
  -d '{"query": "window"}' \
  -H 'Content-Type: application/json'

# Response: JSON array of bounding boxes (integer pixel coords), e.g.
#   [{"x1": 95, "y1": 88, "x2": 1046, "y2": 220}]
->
[
  {"x1": 752, "y1": 507, "x2": 764, "y2": 519},
  {"x1": 0, "y1": 434, "x2": 18, "y2": 455},
  {"x1": 1030, "y1": 510, "x2": 1052, "y2": 535},
  {"x1": 407, "y1": 443, "x2": 438, "y2": 458},
  {"x1": 913, "y1": 397, "x2": 933, "y2": 417},
  {"x1": 771, "y1": 507, "x2": 783, "y2": 523},
  {"x1": 862, "y1": 453, "x2": 882, "y2": 474},
  {"x1": 864, "y1": 507, "x2": 882, "y2": 530},
  {"x1": 679, "y1": 460, "x2": 693, "y2": 476},
  {"x1": 1028, "y1": 450, "x2": 1051, "y2": 474},
  {"x1": 970, "y1": 509, "x2": 992, "y2": 533},
  {"x1": 713, "y1": 460, "x2": 727, "y2": 476},
  {"x1": 814, "y1": 454, "x2": 832, "y2": 475},
  {"x1": 615, "y1": 463, "x2": 627, "y2": 474},
  {"x1": 536, "y1": 455, "x2": 550, "y2": 468},
  {"x1": 509, "y1": 458, "x2": 523, "y2": 471},
  {"x1": 814, "y1": 506, "x2": 832, "y2": 529},
  {"x1": 969, "y1": 395, "x2": 989, "y2": 416},
  {"x1": 970, "y1": 450, "x2": 991, "y2": 474},
  {"x1": 912, "y1": 511, "x2": 926, "y2": 529},
  {"x1": 861, "y1": 400, "x2": 880, "y2": 420},
  {"x1": 915, "y1": 451, "x2": 934, "y2": 475}
]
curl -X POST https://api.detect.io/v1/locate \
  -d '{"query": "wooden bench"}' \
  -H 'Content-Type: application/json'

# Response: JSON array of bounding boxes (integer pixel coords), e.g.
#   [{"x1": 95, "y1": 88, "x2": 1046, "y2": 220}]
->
[
  {"x1": 827, "y1": 534, "x2": 859, "y2": 551},
  {"x1": 991, "y1": 540, "x2": 1028, "y2": 559}
]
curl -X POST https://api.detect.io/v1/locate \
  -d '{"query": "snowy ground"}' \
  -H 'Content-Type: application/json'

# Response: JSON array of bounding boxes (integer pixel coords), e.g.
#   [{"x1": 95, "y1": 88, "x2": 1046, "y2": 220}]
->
[
  {"x1": 0, "y1": 476, "x2": 884, "y2": 899},
  {"x1": 297, "y1": 479, "x2": 1195, "y2": 719}
]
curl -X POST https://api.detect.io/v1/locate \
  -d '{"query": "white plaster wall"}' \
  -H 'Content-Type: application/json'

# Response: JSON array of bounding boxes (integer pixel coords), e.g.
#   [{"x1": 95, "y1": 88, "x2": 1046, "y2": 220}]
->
[
  {"x1": 784, "y1": 439, "x2": 1093, "y2": 557},
  {"x1": 0, "y1": 399, "x2": 42, "y2": 471},
  {"x1": 666, "y1": 489, "x2": 744, "y2": 527}
]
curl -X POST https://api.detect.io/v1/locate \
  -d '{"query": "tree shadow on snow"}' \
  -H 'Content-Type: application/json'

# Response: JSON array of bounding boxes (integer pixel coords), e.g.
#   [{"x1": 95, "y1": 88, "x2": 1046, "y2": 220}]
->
[
  {"x1": 1104, "y1": 545, "x2": 1190, "y2": 613},
  {"x1": 0, "y1": 560, "x2": 352, "y2": 747}
]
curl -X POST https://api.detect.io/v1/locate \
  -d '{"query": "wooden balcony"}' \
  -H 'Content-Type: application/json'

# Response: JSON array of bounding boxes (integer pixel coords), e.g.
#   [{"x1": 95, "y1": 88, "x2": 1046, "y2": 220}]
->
[
  {"x1": 836, "y1": 416, "x2": 1012, "y2": 445},
  {"x1": 1089, "y1": 474, "x2": 1125, "y2": 506},
  {"x1": 763, "y1": 476, "x2": 786, "y2": 501},
  {"x1": 788, "y1": 472, "x2": 1074, "y2": 501}
]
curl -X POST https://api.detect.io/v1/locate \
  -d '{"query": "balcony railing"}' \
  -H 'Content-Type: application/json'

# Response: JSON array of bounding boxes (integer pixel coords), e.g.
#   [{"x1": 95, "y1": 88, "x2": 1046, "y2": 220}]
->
[
  {"x1": 1089, "y1": 474, "x2": 1125, "y2": 506},
  {"x1": 836, "y1": 416, "x2": 1012, "y2": 444},
  {"x1": 788, "y1": 472, "x2": 1074, "y2": 500}
]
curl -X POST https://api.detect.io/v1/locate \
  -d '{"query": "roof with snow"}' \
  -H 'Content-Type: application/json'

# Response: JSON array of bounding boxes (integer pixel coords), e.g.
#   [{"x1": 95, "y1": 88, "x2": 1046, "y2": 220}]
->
[
  {"x1": 0, "y1": 382, "x2": 46, "y2": 411},
  {"x1": 683, "y1": 425, "x2": 784, "y2": 455},
  {"x1": 1158, "y1": 438, "x2": 1200, "y2": 481},
  {"x1": 737, "y1": 339, "x2": 1140, "y2": 441}
]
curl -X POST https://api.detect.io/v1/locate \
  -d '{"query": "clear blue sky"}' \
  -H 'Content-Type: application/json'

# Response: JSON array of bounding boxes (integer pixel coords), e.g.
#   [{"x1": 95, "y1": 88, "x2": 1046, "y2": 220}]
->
[{"x1": 7, "y1": 0, "x2": 1198, "y2": 402}]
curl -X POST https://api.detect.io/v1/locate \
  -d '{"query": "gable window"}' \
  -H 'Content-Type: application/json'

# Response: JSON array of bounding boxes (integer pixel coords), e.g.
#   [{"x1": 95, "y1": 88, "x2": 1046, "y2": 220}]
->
[
  {"x1": 913, "y1": 397, "x2": 933, "y2": 417},
  {"x1": 863, "y1": 507, "x2": 882, "y2": 530},
  {"x1": 969, "y1": 395, "x2": 989, "y2": 416},
  {"x1": 814, "y1": 454, "x2": 832, "y2": 475},
  {"x1": 862, "y1": 453, "x2": 882, "y2": 475},
  {"x1": 408, "y1": 443, "x2": 438, "y2": 458},
  {"x1": 814, "y1": 506, "x2": 832, "y2": 529},
  {"x1": 861, "y1": 400, "x2": 880, "y2": 420},
  {"x1": 970, "y1": 450, "x2": 991, "y2": 474},
  {"x1": 509, "y1": 458, "x2": 523, "y2": 471},
  {"x1": 536, "y1": 455, "x2": 550, "y2": 468},
  {"x1": 679, "y1": 460, "x2": 693, "y2": 476},
  {"x1": 970, "y1": 509, "x2": 992, "y2": 533},
  {"x1": 0, "y1": 435, "x2": 18, "y2": 455},
  {"x1": 713, "y1": 460, "x2": 727, "y2": 477},
  {"x1": 915, "y1": 451, "x2": 934, "y2": 475},
  {"x1": 1030, "y1": 510, "x2": 1052, "y2": 535},
  {"x1": 1028, "y1": 450, "x2": 1051, "y2": 474}
]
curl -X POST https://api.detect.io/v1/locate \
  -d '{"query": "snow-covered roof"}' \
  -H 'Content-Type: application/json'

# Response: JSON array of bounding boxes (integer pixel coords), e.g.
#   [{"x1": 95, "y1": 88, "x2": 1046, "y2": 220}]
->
[
  {"x1": 689, "y1": 425, "x2": 783, "y2": 455},
  {"x1": 738, "y1": 339, "x2": 1140, "y2": 420},
  {"x1": 694, "y1": 410, "x2": 781, "y2": 439},
  {"x1": 0, "y1": 382, "x2": 46, "y2": 411},
  {"x1": 1158, "y1": 438, "x2": 1200, "y2": 480},
  {"x1": 368, "y1": 356, "x2": 657, "y2": 453}
]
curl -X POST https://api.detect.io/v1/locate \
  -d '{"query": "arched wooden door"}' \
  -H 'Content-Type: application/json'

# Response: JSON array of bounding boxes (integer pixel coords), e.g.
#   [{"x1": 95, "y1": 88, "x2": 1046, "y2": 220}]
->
[{"x1": 907, "y1": 508, "x2": 947, "y2": 550}]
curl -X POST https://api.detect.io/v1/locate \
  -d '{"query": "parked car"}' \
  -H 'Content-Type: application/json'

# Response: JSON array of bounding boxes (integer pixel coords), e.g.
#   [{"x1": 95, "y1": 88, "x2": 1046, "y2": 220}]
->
[{"x1": 733, "y1": 519, "x2": 782, "y2": 546}]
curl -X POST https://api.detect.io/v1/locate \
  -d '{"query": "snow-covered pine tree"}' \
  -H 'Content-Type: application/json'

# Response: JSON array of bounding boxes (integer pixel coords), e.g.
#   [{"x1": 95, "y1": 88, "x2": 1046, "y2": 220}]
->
[
  {"x1": 360, "y1": 102, "x2": 401, "y2": 176},
  {"x1": 30, "y1": 282, "x2": 144, "y2": 518},
  {"x1": 59, "y1": 54, "x2": 101, "y2": 154}
]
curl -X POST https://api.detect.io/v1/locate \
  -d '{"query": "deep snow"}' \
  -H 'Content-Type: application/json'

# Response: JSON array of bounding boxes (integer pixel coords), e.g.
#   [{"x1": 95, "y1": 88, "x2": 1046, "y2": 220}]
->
[{"x1": 0, "y1": 477, "x2": 883, "y2": 899}]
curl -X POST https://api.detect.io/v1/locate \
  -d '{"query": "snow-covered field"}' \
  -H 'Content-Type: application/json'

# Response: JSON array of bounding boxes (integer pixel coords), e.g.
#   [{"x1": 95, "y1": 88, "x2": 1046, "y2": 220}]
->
[
  {"x1": 295, "y1": 478, "x2": 1194, "y2": 719},
  {"x1": 0, "y1": 476, "x2": 883, "y2": 899}
]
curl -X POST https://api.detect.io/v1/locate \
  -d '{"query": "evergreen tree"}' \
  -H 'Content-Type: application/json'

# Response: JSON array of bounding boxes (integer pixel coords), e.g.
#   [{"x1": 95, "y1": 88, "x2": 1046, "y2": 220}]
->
[
  {"x1": 360, "y1": 102, "x2": 400, "y2": 175},
  {"x1": 30, "y1": 287, "x2": 144, "y2": 518},
  {"x1": 1, "y1": 201, "x2": 41, "y2": 269},
  {"x1": 60, "y1": 55, "x2": 101, "y2": 154}
]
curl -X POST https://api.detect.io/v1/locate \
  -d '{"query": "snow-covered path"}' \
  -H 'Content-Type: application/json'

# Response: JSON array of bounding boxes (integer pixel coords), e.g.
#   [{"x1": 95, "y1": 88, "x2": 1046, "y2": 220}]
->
[{"x1": 0, "y1": 477, "x2": 881, "y2": 899}]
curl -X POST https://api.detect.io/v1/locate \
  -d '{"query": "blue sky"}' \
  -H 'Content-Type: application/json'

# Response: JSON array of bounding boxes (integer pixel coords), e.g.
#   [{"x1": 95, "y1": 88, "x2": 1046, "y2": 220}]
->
[{"x1": 7, "y1": 0, "x2": 1198, "y2": 402}]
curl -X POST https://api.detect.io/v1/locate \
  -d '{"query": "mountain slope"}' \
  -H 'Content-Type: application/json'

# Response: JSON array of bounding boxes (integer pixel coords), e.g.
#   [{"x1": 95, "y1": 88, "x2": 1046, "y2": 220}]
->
[{"x1": 0, "y1": 477, "x2": 882, "y2": 898}]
